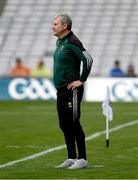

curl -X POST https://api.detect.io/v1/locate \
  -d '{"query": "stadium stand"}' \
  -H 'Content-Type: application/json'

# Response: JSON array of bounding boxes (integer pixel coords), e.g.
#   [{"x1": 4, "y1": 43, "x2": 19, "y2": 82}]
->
[
  {"x1": 0, "y1": 0, "x2": 6, "y2": 16},
  {"x1": 0, "y1": 0, "x2": 138, "y2": 76}
]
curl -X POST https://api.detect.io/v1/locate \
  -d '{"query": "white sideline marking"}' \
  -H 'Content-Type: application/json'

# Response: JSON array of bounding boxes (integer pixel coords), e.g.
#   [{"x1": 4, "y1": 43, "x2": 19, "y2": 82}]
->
[
  {"x1": 0, "y1": 119, "x2": 138, "y2": 169},
  {"x1": 5, "y1": 145, "x2": 49, "y2": 149}
]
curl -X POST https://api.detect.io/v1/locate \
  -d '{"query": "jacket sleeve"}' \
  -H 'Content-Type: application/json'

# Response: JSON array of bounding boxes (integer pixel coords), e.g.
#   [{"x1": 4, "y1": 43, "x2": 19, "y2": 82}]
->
[{"x1": 69, "y1": 44, "x2": 93, "y2": 82}]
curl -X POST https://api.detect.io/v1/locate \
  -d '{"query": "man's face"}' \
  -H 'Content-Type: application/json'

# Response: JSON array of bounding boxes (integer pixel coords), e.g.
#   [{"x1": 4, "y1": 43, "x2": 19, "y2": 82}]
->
[{"x1": 52, "y1": 16, "x2": 67, "y2": 38}]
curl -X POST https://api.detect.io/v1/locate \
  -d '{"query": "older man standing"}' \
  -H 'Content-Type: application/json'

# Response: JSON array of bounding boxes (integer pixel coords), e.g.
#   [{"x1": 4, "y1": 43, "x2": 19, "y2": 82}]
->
[{"x1": 52, "y1": 14, "x2": 93, "y2": 169}]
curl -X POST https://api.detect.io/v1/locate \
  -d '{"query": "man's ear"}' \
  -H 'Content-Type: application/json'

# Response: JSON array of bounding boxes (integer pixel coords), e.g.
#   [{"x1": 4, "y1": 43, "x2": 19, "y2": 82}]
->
[{"x1": 63, "y1": 23, "x2": 67, "y2": 30}]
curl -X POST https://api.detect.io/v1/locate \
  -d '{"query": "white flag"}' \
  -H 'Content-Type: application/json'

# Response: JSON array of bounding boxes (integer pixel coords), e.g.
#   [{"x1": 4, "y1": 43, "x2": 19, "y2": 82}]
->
[{"x1": 102, "y1": 86, "x2": 113, "y2": 121}]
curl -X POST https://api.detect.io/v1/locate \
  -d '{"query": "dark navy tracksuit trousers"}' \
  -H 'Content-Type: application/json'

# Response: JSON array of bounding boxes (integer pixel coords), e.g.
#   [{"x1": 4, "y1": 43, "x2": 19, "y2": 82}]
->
[{"x1": 57, "y1": 85, "x2": 86, "y2": 160}]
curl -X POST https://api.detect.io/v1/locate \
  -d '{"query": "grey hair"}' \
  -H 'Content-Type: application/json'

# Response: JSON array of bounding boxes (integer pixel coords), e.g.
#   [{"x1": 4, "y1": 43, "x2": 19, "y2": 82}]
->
[{"x1": 56, "y1": 14, "x2": 72, "y2": 30}]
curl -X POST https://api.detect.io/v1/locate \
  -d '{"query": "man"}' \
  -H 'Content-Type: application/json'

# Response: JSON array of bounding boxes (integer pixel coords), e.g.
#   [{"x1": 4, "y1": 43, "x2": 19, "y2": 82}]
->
[
  {"x1": 52, "y1": 14, "x2": 93, "y2": 169},
  {"x1": 31, "y1": 58, "x2": 52, "y2": 78},
  {"x1": 109, "y1": 60, "x2": 125, "y2": 77},
  {"x1": 9, "y1": 57, "x2": 31, "y2": 77}
]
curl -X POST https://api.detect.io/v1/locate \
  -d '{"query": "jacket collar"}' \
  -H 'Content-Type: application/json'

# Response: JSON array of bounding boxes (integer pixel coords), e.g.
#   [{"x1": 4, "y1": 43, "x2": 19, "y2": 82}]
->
[{"x1": 59, "y1": 31, "x2": 73, "y2": 41}]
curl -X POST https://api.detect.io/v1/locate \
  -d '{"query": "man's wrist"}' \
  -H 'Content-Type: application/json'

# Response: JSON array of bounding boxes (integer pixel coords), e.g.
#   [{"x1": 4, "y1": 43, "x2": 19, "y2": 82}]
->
[{"x1": 79, "y1": 79, "x2": 84, "y2": 84}]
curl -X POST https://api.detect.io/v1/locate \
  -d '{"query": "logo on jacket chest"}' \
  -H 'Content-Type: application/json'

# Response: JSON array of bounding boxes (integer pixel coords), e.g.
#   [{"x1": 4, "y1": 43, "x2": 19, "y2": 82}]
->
[{"x1": 60, "y1": 45, "x2": 64, "y2": 51}]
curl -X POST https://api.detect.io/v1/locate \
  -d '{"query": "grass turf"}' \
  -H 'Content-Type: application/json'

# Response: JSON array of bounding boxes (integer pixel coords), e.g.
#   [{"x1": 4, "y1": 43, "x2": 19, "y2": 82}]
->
[{"x1": 0, "y1": 101, "x2": 138, "y2": 179}]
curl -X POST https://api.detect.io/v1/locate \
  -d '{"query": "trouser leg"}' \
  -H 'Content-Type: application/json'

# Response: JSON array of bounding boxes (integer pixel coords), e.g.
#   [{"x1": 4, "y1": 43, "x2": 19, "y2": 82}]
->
[
  {"x1": 57, "y1": 89, "x2": 76, "y2": 159},
  {"x1": 57, "y1": 85, "x2": 86, "y2": 160},
  {"x1": 73, "y1": 121, "x2": 86, "y2": 159},
  {"x1": 72, "y1": 87, "x2": 86, "y2": 159}
]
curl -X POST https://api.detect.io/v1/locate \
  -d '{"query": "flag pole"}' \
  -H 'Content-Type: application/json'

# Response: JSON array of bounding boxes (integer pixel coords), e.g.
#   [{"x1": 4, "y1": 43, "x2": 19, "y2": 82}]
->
[
  {"x1": 102, "y1": 86, "x2": 113, "y2": 148},
  {"x1": 106, "y1": 87, "x2": 109, "y2": 147},
  {"x1": 106, "y1": 116, "x2": 109, "y2": 147},
  {"x1": 105, "y1": 86, "x2": 110, "y2": 147}
]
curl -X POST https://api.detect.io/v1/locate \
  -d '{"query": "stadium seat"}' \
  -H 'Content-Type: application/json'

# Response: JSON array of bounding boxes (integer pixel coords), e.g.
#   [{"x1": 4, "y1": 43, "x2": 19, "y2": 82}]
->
[{"x1": 0, "y1": 0, "x2": 138, "y2": 76}]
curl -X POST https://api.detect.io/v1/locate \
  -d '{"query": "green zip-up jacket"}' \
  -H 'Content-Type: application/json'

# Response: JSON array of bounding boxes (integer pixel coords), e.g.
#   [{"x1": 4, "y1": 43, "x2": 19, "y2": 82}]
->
[{"x1": 53, "y1": 31, "x2": 93, "y2": 88}]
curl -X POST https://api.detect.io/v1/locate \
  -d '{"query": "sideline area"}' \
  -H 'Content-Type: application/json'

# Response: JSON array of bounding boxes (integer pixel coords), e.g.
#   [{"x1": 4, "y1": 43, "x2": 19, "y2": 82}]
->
[{"x1": 0, "y1": 119, "x2": 138, "y2": 169}]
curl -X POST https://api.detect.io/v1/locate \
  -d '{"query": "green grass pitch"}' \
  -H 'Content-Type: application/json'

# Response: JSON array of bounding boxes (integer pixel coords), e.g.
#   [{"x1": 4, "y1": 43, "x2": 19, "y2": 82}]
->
[{"x1": 0, "y1": 101, "x2": 138, "y2": 179}]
